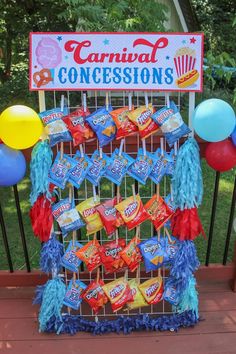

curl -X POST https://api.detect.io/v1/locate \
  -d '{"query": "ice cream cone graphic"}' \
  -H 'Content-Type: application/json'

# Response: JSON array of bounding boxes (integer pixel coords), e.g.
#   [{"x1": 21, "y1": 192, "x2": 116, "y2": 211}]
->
[{"x1": 174, "y1": 47, "x2": 199, "y2": 88}]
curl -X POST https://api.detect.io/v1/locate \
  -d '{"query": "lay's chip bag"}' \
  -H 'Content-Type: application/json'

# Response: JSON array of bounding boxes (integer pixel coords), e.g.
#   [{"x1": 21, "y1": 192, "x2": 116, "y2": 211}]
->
[
  {"x1": 126, "y1": 279, "x2": 148, "y2": 310},
  {"x1": 115, "y1": 195, "x2": 150, "y2": 231},
  {"x1": 151, "y1": 101, "x2": 191, "y2": 147},
  {"x1": 102, "y1": 277, "x2": 134, "y2": 312},
  {"x1": 86, "y1": 105, "x2": 116, "y2": 147},
  {"x1": 110, "y1": 106, "x2": 137, "y2": 139},
  {"x1": 76, "y1": 196, "x2": 103, "y2": 235},
  {"x1": 105, "y1": 148, "x2": 134, "y2": 186},
  {"x1": 68, "y1": 151, "x2": 92, "y2": 189},
  {"x1": 86, "y1": 149, "x2": 110, "y2": 186},
  {"x1": 39, "y1": 107, "x2": 71, "y2": 147},
  {"x1": 76, "y1": 239, "x2": 101, "y2": 272},
  {"x1": 49, "y1": 152, "x2": 77, "y2": 189},
  {"x1": 63, "y1": 106, "x2": 95, "y2": 146},
  {"x1": 138, "y1": 276, "x2": 163, "y2": 305},
  {"x1": 127, "y1": 104, "x2": 159, "y2": 139}
]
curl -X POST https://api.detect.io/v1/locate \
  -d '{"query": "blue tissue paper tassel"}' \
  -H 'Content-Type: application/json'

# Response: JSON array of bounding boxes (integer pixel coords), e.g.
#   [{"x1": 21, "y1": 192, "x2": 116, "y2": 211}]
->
[
  {"x1": 170, "y1": 241, "x2": 200, "y2": 293},
  {"x1": 38, "y1": 277, "x2": 66, "y2": 333},
  {"x1": 40, "y1": 233, "x2": 64, "y2": 274},
  {"x1": 33, "y1": 284, "x2": 46, "y2": 305},
  {"x1": 172, "y1": 137, "x2": 203, "y2": 210},
  {"x1": 44, "y1": 311, "x2": 198, "y2": 335},
  {"x1": 173, "y1": 276, "x2": 199, "y2": 319},
  {"x1": 30, "y1": 140, "x2": 53, "y2": 205}
]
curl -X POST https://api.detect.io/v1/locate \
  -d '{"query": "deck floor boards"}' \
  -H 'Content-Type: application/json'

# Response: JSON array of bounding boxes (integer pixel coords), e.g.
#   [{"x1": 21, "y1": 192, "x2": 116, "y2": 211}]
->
[{"x1": 0, "y1": 280, "x2": 236, "y2": 354}]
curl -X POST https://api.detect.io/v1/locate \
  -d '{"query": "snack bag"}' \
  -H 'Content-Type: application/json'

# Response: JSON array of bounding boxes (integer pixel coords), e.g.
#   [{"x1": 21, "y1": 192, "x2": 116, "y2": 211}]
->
[
  {"x1": 151, "y1": 101, "x2": 191, "y2": 146},
  {"x1": 126, "y1": 279, "x2": 148, "y2": 310},
  {"x1": 164, "y1": 194, "x2": 175, "y2": 229},
  {"x1": 52, "y1": 198, "x2": 85, "y2": 236},
  {"x1": 138, "y1": 236, "x2": 166, "y2": 272},
  {"x1": 105, "y1": 148, "x2": 134, "y2": 186},
  {"x1": 127, "y1": 104, "x2": 159, "y2": 139},
  {"x1": 115, "y1": 194, "x2": 150, "y2": 231},
  {"x1": 98, "y1": 239, "x2": 126, "y2": 273},
  {"x1": 75, "y1": 239, "x2": 101, "y2": 272},
  {"x1": 165, "y1": 149, "x2": 176, "y2": 176},
  {"x1": 63, "y1": 279, "x2": 87, "y2": 310},
  {"x1": 102, "y1": 277, "x2": 133, "y2": 312},
  {"x1": 61, "y1": 240, "x2": 83, "y2": 272},
  {"x1": 127, "y1": 148, "x2": 157, "y2": 185},
  {"x1": 63, "y1": 107, "x2": 95, "y2": 146},
  {"x1": 96, "y1": 197, "x2": 123, "y2": 237},
  {"x1": 49, "y1": 152, "x2": 77, "y2": 189},
  {"x1": 163, "y1": 277, "x2": 180, "y2": 306},
  {"x1": 110, "y1": 106, "x2": 137, "y2": 139},
  {"x1": 86, "y1": 149, "x2": 110, "y2": 186},
  {"x1": 76, "y1": 196, "x2": 103, "y2": 235},
  {"x1": 149, "y1": 149, "x2": 167, "y2": 185},
  {"x1": 165, "y1": 236, "x2": 179, "y2": 265},
  {"x1": 138, "y1": 276, "x2": 163, "y2": 305},
  {"x1": 82, "y1": 279, "x2": 108, "y2": 314},
  {"x1": 39, "y1": 107, "x2": 71, "y2": 147},
  {"x1": 144, "y1": 195, "x2": 173, "y2": 231},
  {"x1": 68, "y1": 152, "x2": 92, "y2": 189},
  {"x1": 120, "y1": 237, "x2": 142, "y2": 272},
  {"x1": 86, "y1": 105, "x2": 116, "y2": 147}
]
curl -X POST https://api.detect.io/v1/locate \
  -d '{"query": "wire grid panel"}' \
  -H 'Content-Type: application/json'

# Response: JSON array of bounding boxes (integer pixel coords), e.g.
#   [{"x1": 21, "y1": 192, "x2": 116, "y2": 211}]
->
[{"x1": 44, "y1": 90, "x2": 185, "y2": 319}]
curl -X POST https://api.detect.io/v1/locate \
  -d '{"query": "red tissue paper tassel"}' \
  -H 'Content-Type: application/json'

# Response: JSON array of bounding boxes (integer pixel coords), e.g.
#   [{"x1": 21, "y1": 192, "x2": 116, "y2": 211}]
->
[
  {"x1": 171, "y1": 208, "x2": 206, "y2": 241},
  {"x1": 30, "y1": 195, "x2": 53, "y2": 242}
]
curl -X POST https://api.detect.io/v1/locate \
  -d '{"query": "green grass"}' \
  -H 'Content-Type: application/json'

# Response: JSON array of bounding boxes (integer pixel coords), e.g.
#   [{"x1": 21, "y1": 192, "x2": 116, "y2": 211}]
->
[{"x1": 0, "y1": 161, "x2": 235, "y2": 270}]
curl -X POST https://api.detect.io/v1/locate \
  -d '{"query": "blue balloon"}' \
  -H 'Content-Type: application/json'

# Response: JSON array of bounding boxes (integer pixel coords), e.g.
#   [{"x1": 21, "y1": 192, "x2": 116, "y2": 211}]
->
[
  {"x1": 0, "y1": 144, "x2": 26, "y2": 186},
  {"x1": 193, "y1": 98, "x2": 236, "y2": 142},
  {"x1": 231, "y1": 125, "x2": 236, "y2": 147}
]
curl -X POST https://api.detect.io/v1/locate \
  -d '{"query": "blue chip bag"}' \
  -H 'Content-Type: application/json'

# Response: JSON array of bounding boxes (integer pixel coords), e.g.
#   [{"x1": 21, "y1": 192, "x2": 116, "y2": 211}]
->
[
  {"x1": 52, "y1": 197, "x2": 85, "y2": 236},
  {"x1": 138, "y1": 236, "x2": 166, "y2": 272},
  {"x1": 165, "y1": 149, "x2": 176, "y2": 176},
  {"x1": 86, "y1": 149, "x2": 110, "y2": 186},
  {"x1": 105, "y1": 148, "x2": 134, "y2": 186},
  {"x1": 149, "y1": 149, "x2": 165, "y2": 185},
  {"x1": 163, "y1": 277, "x2": 180, "y2": 306},
  {"x1": 39, "y1": 107, "x2": 72, "y2": 147},
  {"x1": 127, "y1": 148, "x2": 157, "y2": 185},
  {"x1": 86, "y1": 105, "x2": 116, "y2": 147},
  {"x1": 68, "y1": 152, "x2": 92, "y2": 189},
  {"x1": 164, "y1": 194, "x2": 175, "y2": 228},
  {"x1": 151, "y1": 101, "x2": 191, "y2": 146},
  {"x1": 63, "y1": 279, "x2": 87, "y2": 310},
  {"x1": 49, "y1": 152, "x2": 77, "y2": 189},
  {"x1": 164, "y1": 237, "x2": 179, "y2": 265},
  {"x1": 61, "y1": 240, "x2": 83, "y2": 272}
]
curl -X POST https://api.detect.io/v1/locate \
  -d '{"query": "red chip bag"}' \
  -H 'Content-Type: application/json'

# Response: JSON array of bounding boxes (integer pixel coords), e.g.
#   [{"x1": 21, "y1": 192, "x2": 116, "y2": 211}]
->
[
  {"x1": 110, "y1": 106, "x2": 138, "y2": 140},
  {"x1": 75, "y1": 238, "x2": 101, "y2": 272},
  {"x1": 145, "y1": 195, "x2": 174, "y2": 231},
  {"x1": 102, "y1": 277, "x2": 134, "y2": 312},
  {"x1": 120, "y1": 236, "x2": 142, "y2": 272},
  {"x1": 63, "y1": 107, "x2": 95, "y2": 146},
  {"x1": 115, "y1": 194, "x2": 150, "y2": 231},
  {"x1": 96, "y1": 197, "x2": 123, "y2": 237},
  {"x1": 82, "y1": 279, "x2": 108, "y2": 314},
  {"x1": 99, "y1": 238, "x2": 126, "y2": 273}
]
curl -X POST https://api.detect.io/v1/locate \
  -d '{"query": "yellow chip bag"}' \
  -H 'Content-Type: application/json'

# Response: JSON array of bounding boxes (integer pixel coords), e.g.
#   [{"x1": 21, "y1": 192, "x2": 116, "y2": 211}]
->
[
  {"x1": 126, "y1": 279, "x2": 148, "y2": 310},
  {"x1": 102, "y1": 277, "x2": 133, "y2": 312},
  {"x1": 127, "y1": 104, "x2": 159, "y2": 139},
  {"x1": 76, "y1": 196, "x2": 103, "y2": 235},
  {"x1": 138, "y1": 276, "x2": 163, "y2": 305}
]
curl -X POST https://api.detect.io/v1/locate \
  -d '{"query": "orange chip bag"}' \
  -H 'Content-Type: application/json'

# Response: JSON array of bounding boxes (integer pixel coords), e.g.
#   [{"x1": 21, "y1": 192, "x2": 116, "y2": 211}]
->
[
  {"x1": 76, "y1": 196, "x2": 103, "y2": 235},
  {"x1": 126, "y1": 279, "x2": 148, "y2": 310},
  {"x1": 115, "y1": 194, "x2": 150, "y2": 231},
  {"x1": 75, "y1": 239, "x2": 101, "y2": 272},
  {"x1": 98, "y1": 239, "x2": 126, "y2": 274},
  {"x1": 145, "y1": 195, "x2": 173, "y2": 231},
  {"x1": 102, "y1": 277, "x2": 133, "y2": 312},
  {"x1": 138, "y1": 276, "x2": 163, "y2": 305},
  {"x1": 127, "y1": 104, "x2": 159, "y2": 139},
  {"x1": 110, "y1": 106, "x2": 138, "y2": 139},
  {"x1": 120, "y1": 237, "x2": 142, "y2": 272},
  {"x1": 82, "y1": 279, "x2": 108, "y2": 314}
]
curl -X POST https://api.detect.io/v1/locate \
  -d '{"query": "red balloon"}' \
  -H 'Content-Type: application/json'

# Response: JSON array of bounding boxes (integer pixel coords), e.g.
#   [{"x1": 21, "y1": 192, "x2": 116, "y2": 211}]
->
[{"x1": 205, "y1": 139, "x2": 236, "y2": 172}]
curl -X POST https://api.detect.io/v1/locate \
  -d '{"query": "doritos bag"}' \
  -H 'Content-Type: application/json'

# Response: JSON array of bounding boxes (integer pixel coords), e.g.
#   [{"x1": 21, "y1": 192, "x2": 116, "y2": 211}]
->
[
  {"x1": 138, "y1": 276, "x2": 163, "y2": 305},
  {"x1": 110, "y1": 106, "x2": 137, "y2": 139},
  {"x1": 115, "y1": 194, "x2": 150, "y2": 231},
  {"x1": 127, "y1": 104, "x2": 159, "y2": 139},
  {"x1": 82, "y1": 279, "x2": 108, "y2": 314},
  {"x1": 98, "y1": 238, "x2": 126, "y2": 273},
  {"x1": 76, "y1": 196, "x2": 103, "y2": 235},
  {"x1": 138, "y1": 236, "x2": 166, "y2": 272},
  {"x1": 96, "y1": 197, "x2": 123, "y2": 237},
  {"x1": 102, "y1": 277, "x2": 133, "y2": 312}
]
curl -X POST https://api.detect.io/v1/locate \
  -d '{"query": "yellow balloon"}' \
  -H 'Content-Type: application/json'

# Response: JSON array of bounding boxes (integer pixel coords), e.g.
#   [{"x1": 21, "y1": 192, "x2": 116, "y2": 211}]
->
[{"x1": 0, "y1": 105, "x2": 43, "y2": 149}]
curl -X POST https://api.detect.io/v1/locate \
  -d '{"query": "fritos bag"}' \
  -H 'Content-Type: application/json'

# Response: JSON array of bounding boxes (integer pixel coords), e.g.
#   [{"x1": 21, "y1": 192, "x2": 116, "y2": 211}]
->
[
  {"x1": 127, "y1": 104, "x2": 159, "y2": 139},
  {"x1": 102, "y1": 277, "x2": 133, "y2": 312},
  {"x1": 138, "y1": 276, "x2": 163, "y2": 305},
  {"x1": 98, "y1": 238, "x2": 126, "y2": 273}
]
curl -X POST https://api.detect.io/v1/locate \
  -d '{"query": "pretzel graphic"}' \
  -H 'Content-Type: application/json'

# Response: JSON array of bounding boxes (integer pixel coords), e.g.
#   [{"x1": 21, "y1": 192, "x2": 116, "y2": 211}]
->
[{"x1": 33, "y1": 68, "x2": 53, "y2": 88}]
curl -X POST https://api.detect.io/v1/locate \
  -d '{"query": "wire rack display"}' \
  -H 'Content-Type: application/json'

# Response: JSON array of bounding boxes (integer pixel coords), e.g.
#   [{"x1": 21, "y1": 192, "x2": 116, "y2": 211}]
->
[{"x1": 40, "y1": 89, "x2": 189, "y2": 320}]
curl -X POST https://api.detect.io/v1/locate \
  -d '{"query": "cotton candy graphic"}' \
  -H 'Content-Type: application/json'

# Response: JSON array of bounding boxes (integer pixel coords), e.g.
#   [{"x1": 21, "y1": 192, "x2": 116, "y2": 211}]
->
[{"x1": 36, "y1": 37, "x2": 62, "y2": 69}]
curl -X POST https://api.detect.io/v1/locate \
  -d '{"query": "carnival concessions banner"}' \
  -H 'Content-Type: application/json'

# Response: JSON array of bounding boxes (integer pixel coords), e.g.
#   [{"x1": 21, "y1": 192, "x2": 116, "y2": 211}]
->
[{"x1": 29, "y1": 32, "x2": 204, "y2": 92}]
